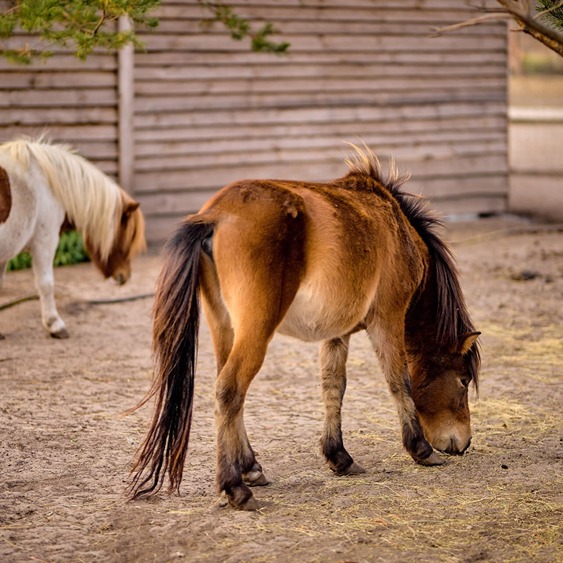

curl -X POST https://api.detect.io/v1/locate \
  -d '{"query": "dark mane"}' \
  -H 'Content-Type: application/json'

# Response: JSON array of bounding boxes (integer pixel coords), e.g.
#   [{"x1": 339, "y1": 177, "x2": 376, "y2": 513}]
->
[{"x1": 345, "y1": 145, "x2": 480, "y2": 388}]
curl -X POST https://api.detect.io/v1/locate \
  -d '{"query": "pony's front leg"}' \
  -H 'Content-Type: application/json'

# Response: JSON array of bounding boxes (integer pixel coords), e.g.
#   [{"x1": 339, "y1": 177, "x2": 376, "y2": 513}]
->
[
  {"x1": 0, "y1": 261, "x2": 7, "y2": 289},
  {"x1": 320, "y1": 335, "x2": 365, "y2": 475},
  {"x1": 214, "y1": 340, "x2": 269, "y2": 510},
  {"x1": 367, "y1": 321, "x2": 443, "y2": 466},
  {"x1": 30, "y1": 237, "x2": 68, "y2": 339}
]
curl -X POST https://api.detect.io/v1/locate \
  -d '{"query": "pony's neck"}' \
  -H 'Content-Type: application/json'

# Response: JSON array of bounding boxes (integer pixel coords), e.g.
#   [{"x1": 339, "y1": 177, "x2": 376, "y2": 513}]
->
[{"x1": 404, "y1": 261, "x2": 447, "y2": 375}]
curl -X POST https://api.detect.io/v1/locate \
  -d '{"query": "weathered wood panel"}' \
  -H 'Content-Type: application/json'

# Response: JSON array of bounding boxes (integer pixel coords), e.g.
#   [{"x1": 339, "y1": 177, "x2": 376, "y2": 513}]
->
[
  {"x1": 0, "y1": 33, "x2": 119, "y2": 177},
  {"x1": 0, "y1": 0, "x2": 508, "y2": 241},
  {"x1": 134, "y1": 0, "x2": 508, "y2": 240}
]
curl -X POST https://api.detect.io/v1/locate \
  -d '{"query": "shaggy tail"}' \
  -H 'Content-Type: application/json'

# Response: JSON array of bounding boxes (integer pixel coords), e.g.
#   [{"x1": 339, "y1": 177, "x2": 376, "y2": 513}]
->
[{"x1": 129, "y1": 218, "x2": 214, "y2": 499}]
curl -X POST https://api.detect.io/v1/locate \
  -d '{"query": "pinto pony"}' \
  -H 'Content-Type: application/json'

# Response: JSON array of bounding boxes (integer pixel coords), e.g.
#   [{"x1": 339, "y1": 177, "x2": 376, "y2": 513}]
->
[
  {"x1": 130, "y1": 146, "x2": 480, "y2": 510},
  {"x1": 0, "y1": 137, "x2": 146, "y2": 338}
]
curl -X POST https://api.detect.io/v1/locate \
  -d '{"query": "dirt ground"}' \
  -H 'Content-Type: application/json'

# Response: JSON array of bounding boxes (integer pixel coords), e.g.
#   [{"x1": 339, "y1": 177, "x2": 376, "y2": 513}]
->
[{"x1": 0, "y1": 215, "x2": 561, "y2": 563}]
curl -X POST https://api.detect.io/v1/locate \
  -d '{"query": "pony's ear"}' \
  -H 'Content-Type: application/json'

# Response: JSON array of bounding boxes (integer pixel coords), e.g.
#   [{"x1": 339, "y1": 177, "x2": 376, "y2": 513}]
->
[
  {"x1": 458, "y1": 332, "x2": 481, "y2": 355},
  {"x1": 125, "y1": 200, "x2": 140, "y2": 215}
]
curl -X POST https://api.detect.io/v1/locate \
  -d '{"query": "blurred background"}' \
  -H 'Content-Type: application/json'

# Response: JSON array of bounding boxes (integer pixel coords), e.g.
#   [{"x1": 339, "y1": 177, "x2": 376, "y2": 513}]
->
[
  {"x1": 509, "y1": 30, "x2": 563, "y2": 220},
  {"x1": 1, "y1": 0, "x2": 561, "y2": 243}
]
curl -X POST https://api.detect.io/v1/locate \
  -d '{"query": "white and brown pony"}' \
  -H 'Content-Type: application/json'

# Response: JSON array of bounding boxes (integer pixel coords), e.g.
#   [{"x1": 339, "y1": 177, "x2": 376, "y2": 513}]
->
[
  {"x1": 0, "y1": 137, "x2": 146, "y2": 338},
  {"x1": 130, "y1": 146, "x2": 480, "y2": 510}
]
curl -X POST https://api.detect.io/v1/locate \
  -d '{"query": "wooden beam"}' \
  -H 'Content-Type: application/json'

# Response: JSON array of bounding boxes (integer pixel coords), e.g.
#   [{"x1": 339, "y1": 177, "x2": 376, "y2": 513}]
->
[{"x1": 118, "y1": 15, "x2": 134, "y2": 194}]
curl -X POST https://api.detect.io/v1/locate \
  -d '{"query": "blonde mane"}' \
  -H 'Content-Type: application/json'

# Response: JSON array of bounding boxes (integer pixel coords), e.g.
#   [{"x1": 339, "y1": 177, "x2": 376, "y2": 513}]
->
[{"x1": 1, "y1": 137, "x2": 127, "y2": 262}]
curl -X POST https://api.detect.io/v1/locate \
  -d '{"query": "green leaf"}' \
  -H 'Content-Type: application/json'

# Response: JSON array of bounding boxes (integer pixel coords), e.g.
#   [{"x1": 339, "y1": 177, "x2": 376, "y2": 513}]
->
[{"x1": 8, "y1": 231, "x2": 90, "y2": 270}]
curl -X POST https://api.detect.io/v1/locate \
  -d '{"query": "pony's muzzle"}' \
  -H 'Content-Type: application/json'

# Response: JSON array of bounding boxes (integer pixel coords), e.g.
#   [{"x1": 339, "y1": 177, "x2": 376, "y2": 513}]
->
[
  {"x1": 113, "y1": 271, "x2": 129, "y2": 285},
  {"x1": 439, "y1": 436, "x2": 471, "y2": 456},
  {"x1": 445, "y1": 438, "x2": 471, "y2": 455}
]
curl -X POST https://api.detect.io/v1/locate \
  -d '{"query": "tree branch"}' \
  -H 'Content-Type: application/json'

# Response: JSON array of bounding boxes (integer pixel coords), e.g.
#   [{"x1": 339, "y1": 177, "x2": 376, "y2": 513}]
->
[
  {"x1": 498, "y1": 0, "x2": 563, "y2": 56},
  {"x1": 432, "y1": 0, "x2": 563, "y2": 58}
]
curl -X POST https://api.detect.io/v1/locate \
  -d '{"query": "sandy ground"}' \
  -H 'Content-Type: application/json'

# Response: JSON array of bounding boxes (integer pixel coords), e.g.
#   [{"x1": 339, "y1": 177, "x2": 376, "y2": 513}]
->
[{"x1": 0, "y1": 215, "x2": 561, "y2": 563}]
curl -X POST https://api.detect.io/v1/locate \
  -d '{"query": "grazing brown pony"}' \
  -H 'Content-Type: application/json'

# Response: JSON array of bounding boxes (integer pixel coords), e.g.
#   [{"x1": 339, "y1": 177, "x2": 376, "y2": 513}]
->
[{"x1": 130, "y1": 146, "x2": 480, "y2": 510}]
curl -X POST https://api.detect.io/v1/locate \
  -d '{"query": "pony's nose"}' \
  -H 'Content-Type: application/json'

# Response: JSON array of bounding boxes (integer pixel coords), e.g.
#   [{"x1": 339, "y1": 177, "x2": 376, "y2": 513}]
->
[
  {"x1": 114, "y1": 273, "x2": 127, "y2": 285},
  {"x1": 445, "y1": 437, "x2": 471, "y2": 456}
]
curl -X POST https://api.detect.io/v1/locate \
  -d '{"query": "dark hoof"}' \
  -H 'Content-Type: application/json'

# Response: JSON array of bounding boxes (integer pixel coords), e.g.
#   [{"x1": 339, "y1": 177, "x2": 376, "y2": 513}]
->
[
  {"x1": 225, "y1": 484, "x2": 262, "y2": 511},
  {"x1": 231, "y1": 495, "x2": 263, "y2": 511},
  {"x1": 337, "y1": 461, "x2": 366, "y2": 476},
  {"x1": 0, "y1": 333, "x2": 5, "y2": 340},
  {"x1": 50, "y1": 328, "x2": 69, "y2": 339},
  {"x1": 417, "y1": 451, "x2": 445, "y2": 466}
]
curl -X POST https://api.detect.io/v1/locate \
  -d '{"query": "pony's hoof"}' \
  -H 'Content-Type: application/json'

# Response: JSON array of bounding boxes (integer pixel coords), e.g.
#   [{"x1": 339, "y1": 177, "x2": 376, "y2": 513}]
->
[
  {"x1": 243, "y1": 470, "x2": 269, "y2": 487},
  {"x1": 226, "y1": 484, "x2": 262, "y2": 511},
  {"x1": 0, "y1": 332, "x2": 5, "y2": 340},
  {"x1": 339, "y1": 461, "x2": 366, "y2": 476},
  {"x1": 231, "y1": 495, "x2": 263, "y2": 511},
  {"x1": 50, "y1": 328, "x2": 69, "y2": 339},
  {"x1": 417, "y1": 451, "x2": 445, "y2": 466}
]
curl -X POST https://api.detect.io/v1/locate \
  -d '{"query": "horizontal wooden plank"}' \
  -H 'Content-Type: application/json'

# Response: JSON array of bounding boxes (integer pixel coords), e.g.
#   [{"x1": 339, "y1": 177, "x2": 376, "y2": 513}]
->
[
  {"x1": 134, "y1": 130, "x2": 506, "y2": 159},
  {"x1": 134, "y1": 101, "x2": 507, "y2": 129},
  {"x1": 141, "y1": 33, "x2": 506, "y2": 53},
  {"x1": 0, "y1": 107, "x2": 117, "y2": 125},
  {"x1": 136, "y1": 62, "x2": 506, "y2": 82},
  {"x1": 152, "y1": 17, "x2": 504, "y2": 37},
  {"x1": 0, "y1": 125, "x2": 117, "y2": 142},
  {"x1": 0, "y1": 53, "x2": 117, "y2": 72},
  {"x1": 432, "y1": 195, "x2": 507, "y2": 218},
  {"x1": 134, "y1": 50, "x2": 507, "y2": 66},
  {"x1": 0, "y1": 89, "x2": 116, "y2": 108},
  {"x1": 133, "y1": 153, "x2": 508, "y2": 192},
  {"x1": 409, "y1": 174, "x2": 508, "y2": 198},
  {"x1": 138, "y1": 189, "x2": 219, "y2": 216},
  {"x1": 154, "y1": 1, "x2": 490, "y2": 18},
  {"x1": 134, "y1": 91, "x2": 505, "y2": 114},
  {"x1": 134, "y1": 116, "x2": 507, "y2": 145},
  {"x1": 0, "y1": 71, "x2": 116, "y2": 89},
  {"x1": 133, "y1": 140, "x2": 506, "y2": 173},
  {"x1": 145, "y1": 215, "x2": 196, "y2": 244},
  {"x1": 134, "y1": 75, "x2": 506, "y2": 96}
]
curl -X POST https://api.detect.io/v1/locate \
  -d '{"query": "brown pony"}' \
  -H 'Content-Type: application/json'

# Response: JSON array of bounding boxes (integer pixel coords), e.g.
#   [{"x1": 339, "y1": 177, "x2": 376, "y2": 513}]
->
[{"x1": 130, "y1": 146, "x2": 480, "y2": 510}]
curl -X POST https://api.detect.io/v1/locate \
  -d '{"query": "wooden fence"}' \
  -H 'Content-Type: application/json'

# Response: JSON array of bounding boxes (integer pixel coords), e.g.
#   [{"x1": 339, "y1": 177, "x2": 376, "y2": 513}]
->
[{"x1": 1, "y1": 0, "x2": 509, "y2": 242}]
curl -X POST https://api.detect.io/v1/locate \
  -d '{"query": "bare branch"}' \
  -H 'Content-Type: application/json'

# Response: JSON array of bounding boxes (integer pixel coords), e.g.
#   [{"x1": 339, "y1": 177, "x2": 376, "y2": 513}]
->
[
  {"x1": 431, "y1": 0, "x2": 563, "y2": 58},
  {"x1": 431, "y1": 13, "x2": 511, "y2": 37}
]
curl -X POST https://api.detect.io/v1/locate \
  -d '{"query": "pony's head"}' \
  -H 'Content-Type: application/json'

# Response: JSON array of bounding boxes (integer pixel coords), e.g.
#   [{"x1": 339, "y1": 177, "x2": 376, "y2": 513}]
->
[
  {"x1": 410, "y1": 332, "x2": 480, "y2": 455},
  {"x1": 86, "y1": 194, "x2": 146, "y2": 285}
]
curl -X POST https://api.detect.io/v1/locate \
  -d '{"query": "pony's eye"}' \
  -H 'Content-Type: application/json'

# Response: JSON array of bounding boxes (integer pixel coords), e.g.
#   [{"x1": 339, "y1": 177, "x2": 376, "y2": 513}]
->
[{"x1": 460, "y1": 376, "x2": 471, "y2": 388}]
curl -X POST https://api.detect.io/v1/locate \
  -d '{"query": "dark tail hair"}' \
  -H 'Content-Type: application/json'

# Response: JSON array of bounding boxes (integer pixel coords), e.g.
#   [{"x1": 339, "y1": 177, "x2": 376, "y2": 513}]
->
[{"x1": 129, "y1": 218, "x2": 214, "y2": 499}]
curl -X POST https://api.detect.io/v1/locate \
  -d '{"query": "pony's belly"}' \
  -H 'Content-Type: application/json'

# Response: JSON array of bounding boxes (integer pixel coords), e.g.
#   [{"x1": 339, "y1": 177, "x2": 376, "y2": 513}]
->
[{"x1": 277, "y1": 285, "x2": 364, "y2": 342}]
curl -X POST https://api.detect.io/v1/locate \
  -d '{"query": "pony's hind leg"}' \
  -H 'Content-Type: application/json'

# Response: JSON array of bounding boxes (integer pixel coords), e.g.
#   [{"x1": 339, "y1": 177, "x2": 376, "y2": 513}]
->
[
  {"x1": 320, "y1": 335, "x2": 365, "y2": 475},
  {"x1": 30, "y1": 235, "x2": 68, "y2": 338},
  {"x1": 214, "y1": 333, "x2": 272, "y2": 510},
  {"x1": 200, "y1": 260, "x2": 268, "y2": 490}
]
